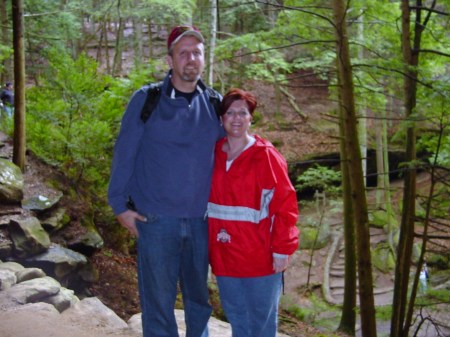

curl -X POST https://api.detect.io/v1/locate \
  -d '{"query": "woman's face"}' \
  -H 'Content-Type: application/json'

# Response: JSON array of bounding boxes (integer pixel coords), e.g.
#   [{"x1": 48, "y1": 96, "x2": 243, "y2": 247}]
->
[{"x1": 222, "y1": 99, "x2": 252, "y2": 138}]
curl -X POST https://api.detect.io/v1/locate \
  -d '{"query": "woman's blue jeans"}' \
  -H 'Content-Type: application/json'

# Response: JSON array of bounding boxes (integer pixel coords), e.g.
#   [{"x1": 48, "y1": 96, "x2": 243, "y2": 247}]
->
[
  {"x1": 137, "y1": 215, "x2": 212, "y2": 337},
  {"x1": 217, "y1": 273, "x2": 282, "y2": 337}
]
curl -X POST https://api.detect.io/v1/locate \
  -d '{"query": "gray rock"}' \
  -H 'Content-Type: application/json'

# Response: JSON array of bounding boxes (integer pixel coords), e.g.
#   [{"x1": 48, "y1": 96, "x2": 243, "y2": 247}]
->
[
  {"x1": 0, "y1": 261, "x2": 25, "y2": 273},
  {"x1": 22, "y1": 191, "x2": 63, "y2": 213},
  {"x1": 25, "y1": 243, "x2": 87, "y2": 281},
  {"x1": 8, "y1": 217, "x2": 51, "y2": 258},
  {"x1": 0, "y1": 260, "x2": 289, "y2": 337},
  {"x1": 68, "y1": 227, "x2": 104, "y2": 256},
  {"x1": 0, "y1": 239, "x2": 13, "y2": 259},
  {"x1": 39, "y1": 207, "x2": 70, "y2": 232},
  {"x1": 0, "y1": 229, "x2": 13, "y2": 259},
  {"x1": 127, "y1": 313, "x2": 143, "y2": 334},
  {"x1": 0, "y1": 158, "x2": 24, "y2": 203},
  {"x1": 0, "y1": 268, "x2": 17, "y2": 290},
  {"x1": 42, "y1": 286, "x2": 79, "y2": 312},
  {"x1": 129, "y1": 309, "x2": 291, "y2": 337},
  {"x1": 4, "y1": 276, "x2": 61, "y2": 304},
  {"x1": 62, "y1": 296, "x2": 128, "y2": 329},
  {"x1": 16, "y1": 267, "x2": 46, "y2": 282}
]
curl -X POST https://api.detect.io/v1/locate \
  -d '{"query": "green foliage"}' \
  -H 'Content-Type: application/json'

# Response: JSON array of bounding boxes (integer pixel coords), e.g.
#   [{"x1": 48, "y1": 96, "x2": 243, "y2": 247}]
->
[
  {"x1": 215, "y1": 31, "x2": 292, "y2": 88},
  {"x1": 25, "y1": 48, "x2": 163, "y2": 209},
  {"x1": 427, "y1": 288, "x2": 450, "y2": 303},
  {"x1": 0, "y1": 45, "x2": 12, "y2": 72},
  {"x1": 23, "y1": 0, "x2": 81, "y2": 77},
  {"x1": 286, "y1": 304, "x2": 309, "y2": 321},
  {"x1": 219, "y1": 1, "x2": 270, "y2": 33},
  {"x1": 372, "y1": 243, "x2": 396, "y2": 273},
  {"x1": 251, "y1": 110, "x2": 263, "y2": 125},
  {"x1": 375, "y1": 305, "x2": 393, "y2": 321},
  {"x1": 281, "y1": 292, "x2": 340, "y2": 329},
  {"x1": 370, "y1": 209, "x2": 399, "y2": 230},
  {"x1": 416, "y1": 84, "x2": 450, "y2": 169},
  {"x1": 26, "y1": 51, "x2": 113, "y2": 193},
  {"x1": 102, "y1": 250, "x2": 113, "y2": 258},
  {"x1": 298, "y1": 225, "x2": 330, "y2": 250},
  {"x1": 0, "y1": 111, "x2": 14, "y2": 135},
  {"x1": 296, "y1": 165, "x2": 342, "y2": 195},
  {"x1": 129, "y1": 0, "x2": 196, "y2": 24},
  {"x1": 94, "y1": 61, "x2": 163, "y2": 135}
]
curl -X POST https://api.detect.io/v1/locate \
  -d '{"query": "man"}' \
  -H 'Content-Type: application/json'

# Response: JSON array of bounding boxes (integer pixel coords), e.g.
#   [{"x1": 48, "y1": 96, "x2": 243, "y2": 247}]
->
[
  {"x1": 0, "y1": 82, "x2": 14, "y2": 117},
  {"x1": 108, "y1": 25, "x2": 223, "y2": 337}
]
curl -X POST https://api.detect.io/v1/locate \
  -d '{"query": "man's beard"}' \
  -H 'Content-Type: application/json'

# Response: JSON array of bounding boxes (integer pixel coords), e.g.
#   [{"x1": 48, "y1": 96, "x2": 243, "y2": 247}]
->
[{"x1": 182, "y1": 67, "x2": 201, "y2": 82}]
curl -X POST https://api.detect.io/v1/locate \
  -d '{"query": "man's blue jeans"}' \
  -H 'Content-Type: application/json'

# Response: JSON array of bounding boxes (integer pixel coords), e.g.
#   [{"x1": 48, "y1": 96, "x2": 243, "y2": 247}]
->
[
  {"x1": 136, "y1": 215, "x2": 212, "y2": 337},
  {"x1": 217, "y1": 273, "x2": 282, "y2": 337}
]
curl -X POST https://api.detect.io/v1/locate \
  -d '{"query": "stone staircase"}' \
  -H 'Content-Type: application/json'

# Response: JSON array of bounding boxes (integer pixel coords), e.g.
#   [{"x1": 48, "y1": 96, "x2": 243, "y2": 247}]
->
[{"x1": 324, "y1": 222, "x2": 395, "y2": 307}]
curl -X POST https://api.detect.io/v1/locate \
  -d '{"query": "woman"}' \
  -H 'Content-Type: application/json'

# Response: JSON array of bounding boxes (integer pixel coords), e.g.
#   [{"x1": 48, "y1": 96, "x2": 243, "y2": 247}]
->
[{"x1": 208, "y1": 88, "x2": 299, "y2": 337}]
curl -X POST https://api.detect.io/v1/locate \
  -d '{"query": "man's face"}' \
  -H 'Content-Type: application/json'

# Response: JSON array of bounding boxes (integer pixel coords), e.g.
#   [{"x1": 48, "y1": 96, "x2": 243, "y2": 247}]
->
[{"x1": 167, "y1": 36, "x2": 205, "y2": 83}]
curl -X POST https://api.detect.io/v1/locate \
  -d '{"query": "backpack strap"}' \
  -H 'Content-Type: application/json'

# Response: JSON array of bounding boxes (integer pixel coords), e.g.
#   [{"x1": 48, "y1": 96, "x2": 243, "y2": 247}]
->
[
  {"x1": 206, "y1": 87, "x2": 222, "y2": 120},
  {"x1": 140, "y1": 81, "x2": 163, "y2": 123}
]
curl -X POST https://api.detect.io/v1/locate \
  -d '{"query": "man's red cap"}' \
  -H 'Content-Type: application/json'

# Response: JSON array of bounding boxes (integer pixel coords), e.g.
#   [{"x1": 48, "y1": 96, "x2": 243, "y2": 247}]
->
[{"x1": 167, "y1": 25, "x2": 204, "y2": 52}]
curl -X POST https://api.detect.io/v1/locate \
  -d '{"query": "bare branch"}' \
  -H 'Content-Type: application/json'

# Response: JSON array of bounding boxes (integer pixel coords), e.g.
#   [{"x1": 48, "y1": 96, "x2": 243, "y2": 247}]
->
[
  {"x1": 254, "y1": 0, "x2": 335, "y2": 27},
  {"x1": 410, "y1": 6, "x2": 449, "y2": 16},
  {"x1": 413, "y1": 233, "x2": 450, "y2": 240},
  {"x1": 234, "y1": 40, "x2": 335, "y2": 58},
  {"x1": 353, "y1": 63, "x2": 434, "y2": 90},
  {"x1": 416, "y1": 49, "x2": 450, "y2": 58}
]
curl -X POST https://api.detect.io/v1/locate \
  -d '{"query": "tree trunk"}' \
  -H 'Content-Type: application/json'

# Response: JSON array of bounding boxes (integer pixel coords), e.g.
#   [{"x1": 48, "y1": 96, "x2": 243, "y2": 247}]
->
[
  {"x1": 357, "y1": 11, "x2": 367, "y2": 185},
  {"x1": 132, "y1": 1, "x2": 143, "y2": 69},
  {"x1": 96, "y1": 20, "x2": 104, "y2": 64},
  {"x1": 381, "y1": 99, "x2": 396, "y2": 255},
  {"x1": 332, "y1": 1, "x2": 377, "y2": 336},
  {"x1": 148, "y1": 22, "x2": 154, "y2": 60},
  {"x1": 105, "y1": 20, "x2": 111, "y2": 74},
  {"x1": 207, "y1": 0, "x2": 217, "y2": 86},
  {"x1": 375, "y1": 113, "x2": 384, "y2": 207},
  {"x1": 113, "y1": 19, "x2": 124, "y2": 76},
  {"x1": 337, "y1": 68, "x2": 357, "y2": 336},
  {"x1": 11, "y1": 0, "x2": 26, "y2": 171},
  {"x1": 405, "y1": 113, "x2": 445, "y2": 335},
  {"x1": 391, "y1": 1, "x2": 427, "y2": 336}
]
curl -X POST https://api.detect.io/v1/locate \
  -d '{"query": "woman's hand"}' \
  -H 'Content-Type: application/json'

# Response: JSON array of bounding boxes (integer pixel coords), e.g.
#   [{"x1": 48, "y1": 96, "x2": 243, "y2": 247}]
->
[{"x1": 273, "y1": 256, "x2": 290, "y2": 273}]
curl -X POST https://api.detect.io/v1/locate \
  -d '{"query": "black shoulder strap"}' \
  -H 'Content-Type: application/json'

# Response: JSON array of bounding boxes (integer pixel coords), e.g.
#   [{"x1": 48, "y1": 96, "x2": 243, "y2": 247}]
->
[
  {"x1": 140, "y1": 83, "x2": 221, "y2": 123},
  {"x1": 206, "y1": 87, "x2": 222, "y2": 120},
  {"x1": 140, "y1": 81, "x2": 163, "y2": 123}
]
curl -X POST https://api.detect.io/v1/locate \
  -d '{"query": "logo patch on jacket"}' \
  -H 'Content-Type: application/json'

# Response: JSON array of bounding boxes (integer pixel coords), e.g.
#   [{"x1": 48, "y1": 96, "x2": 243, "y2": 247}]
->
[{"x1": 217, "y1": 229, "x2": 231, "y2": 243}]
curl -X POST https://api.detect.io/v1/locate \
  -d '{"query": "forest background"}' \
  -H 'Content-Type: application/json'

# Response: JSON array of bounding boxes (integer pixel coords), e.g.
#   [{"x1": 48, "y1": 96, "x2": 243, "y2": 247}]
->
[{"x1": 0, "y1": 1, "x2": 449, "y2": 337}]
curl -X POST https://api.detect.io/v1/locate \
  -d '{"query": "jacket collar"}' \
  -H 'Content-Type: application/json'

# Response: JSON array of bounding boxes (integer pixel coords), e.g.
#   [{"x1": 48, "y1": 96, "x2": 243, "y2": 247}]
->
[{"x1": 163, "y1": 69, "x2": 207, "y2": 98}]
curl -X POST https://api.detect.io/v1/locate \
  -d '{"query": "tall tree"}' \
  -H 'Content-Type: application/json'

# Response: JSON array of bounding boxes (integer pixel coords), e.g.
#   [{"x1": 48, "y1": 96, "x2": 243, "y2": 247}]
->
[
  {"x1": 207, "y1": 0, "x2": 217, "y2": 86},
  {"x1": 132, "y1": 0, "x2": 143, "y2": 68},
  {"x1": 356, "y1": 10, "x2": 367, "y2": 183},
  {"x1": 112, "y1": 0, "x2": 124, "y2": 76},
  {"x1": 336, "y1": 67, "x2": 357, "y2": 336},
  {"x1": 11, "y1": 0, "x2": 26, "y2": 171},
  {"x1": 331, "y1": 1, "x2": 377, "y2": 336},
  {"x1": 390, "y1": 1, "x2": 443, "y2": 336}
]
